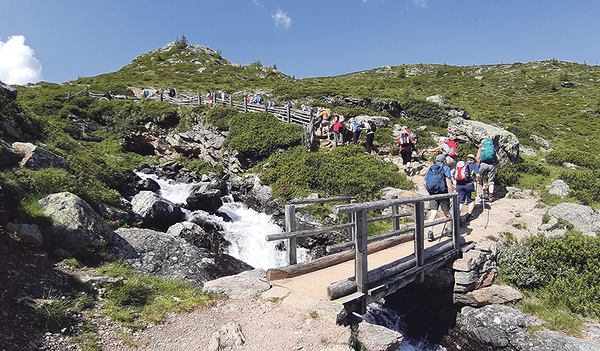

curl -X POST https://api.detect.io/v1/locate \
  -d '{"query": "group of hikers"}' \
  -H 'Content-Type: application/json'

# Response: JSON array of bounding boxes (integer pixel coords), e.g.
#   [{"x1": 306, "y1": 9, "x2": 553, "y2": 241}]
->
[
  {"x1": 423, "y1": 137, "x2": 499, "y2": 242},
  {"x1": 313, "y1": 108, "x2": 381, "y2": 155}
]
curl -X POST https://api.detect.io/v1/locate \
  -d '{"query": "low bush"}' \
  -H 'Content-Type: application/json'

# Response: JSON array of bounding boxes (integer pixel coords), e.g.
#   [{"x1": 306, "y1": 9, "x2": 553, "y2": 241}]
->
[
  {"x1": 496, "y1": 159, "x2": 550, "y2": 187},
  {"x1": 559, "y1": 169, "x2": 600, "y2": 205},
  {"x1": 499, "y1": 232, "x2": 600, "y2": 319},
  {"x1": 205, "y1": 106, "x2": 239, "y2": 130},
  {"x1": 259, "y1": 145, "x2": 413, "y2": 201},
  {"x1": 546, "y1": 149, "x2": 600, "y2": 170},
  {"x1": 226, "y1": 112, "x2": 303, "y2": 159}
]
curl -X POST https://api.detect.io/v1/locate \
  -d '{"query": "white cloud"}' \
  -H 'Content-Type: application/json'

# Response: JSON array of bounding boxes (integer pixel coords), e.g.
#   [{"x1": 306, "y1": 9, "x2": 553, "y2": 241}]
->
[
  {"x1": 252, "y1": 0, "x2": 263, "y2": 6},
  {"x1": 415, "y1": 0, "x2": 428, "y2": 8},
  {"x1": 0, "y1": 35, "x2": 43, "y2": 85},
  {"x1": 272, "y1": 9, "x2": 292, "y2": 29}
]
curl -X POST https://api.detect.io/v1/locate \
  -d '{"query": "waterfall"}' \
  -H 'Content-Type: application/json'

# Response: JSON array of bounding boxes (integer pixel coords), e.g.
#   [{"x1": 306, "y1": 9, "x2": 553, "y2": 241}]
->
[{"x1": 134, "y1": 172, "x2": 309, "y2": 269}]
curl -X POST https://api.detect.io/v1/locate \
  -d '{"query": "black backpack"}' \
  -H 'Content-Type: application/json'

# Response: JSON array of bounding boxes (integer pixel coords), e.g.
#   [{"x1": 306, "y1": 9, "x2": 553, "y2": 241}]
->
[{"x1": 368, "y1": 121, "x2": 377, "y2": 132}]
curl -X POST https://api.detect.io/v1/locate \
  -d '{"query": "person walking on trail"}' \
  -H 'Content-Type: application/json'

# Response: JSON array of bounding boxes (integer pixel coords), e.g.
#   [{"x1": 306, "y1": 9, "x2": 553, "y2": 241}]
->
[
  {"x1": 424, "y1": 154, "x2": 454, "y2": 242},
  {"x1": 332, "y1": 115, "x2": 346, "y2": 147},
  {"x1": 426, "y1": 137, "x2": 458, "y2": 169},
  {"x1": 454, "y1": 154, "x2": 481, "y2": 223},
  {"x1": 398, "y1": 126, "x2": 415, "y2": 174},
  {"x1": 363, "y1": 120, "x2": 380, "y2": 155},
  {"x1": 350, "y1": 118, "x2": 362, "y2": 145},
  {"x1": 477, "y1": 139, "x2": 499, "y2": 201}
]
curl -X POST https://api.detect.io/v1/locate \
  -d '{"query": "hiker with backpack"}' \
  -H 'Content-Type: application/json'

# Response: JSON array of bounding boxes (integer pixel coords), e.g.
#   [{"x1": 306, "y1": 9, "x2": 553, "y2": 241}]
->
[
  {"x1": 398, "y1": 126, "x2": 416, "y2": 173},
  {"x1": 426, "y1": 137, "x2": 458, "y2": 169},
  {"x1": 332, "y1": 114, "x2": 346, "y2": 147},
  {"x1": 454, "y1": 154, "x2": 481, "y2": 222},
  {"x1": 477, "y1": 139, "x2": 499, "y2": 201},
  {"x1": 362, "y1": 120, "x2": 380, "y2": 155},
  {"x1": 424, "y1": 154, "x2": 455, "y2": 241},
  {"x1": 350, "y1": 118, "x2": 362, "y2": 145}
]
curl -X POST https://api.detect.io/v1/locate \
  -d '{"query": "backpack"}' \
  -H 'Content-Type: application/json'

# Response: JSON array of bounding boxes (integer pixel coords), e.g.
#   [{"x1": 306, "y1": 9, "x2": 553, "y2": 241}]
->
[
  {"x1": 455, "y1": 161, "x2": 472, "y2": 184},
  {"x1": 425, "y1": 164, "x2": 447, "y2": 194},
  {"x1": 480, "y1": 139, "x2": 496, "y2": 163},
  {"x1": 368, "y1": 121, "x2": 377, "y2": 132},
  {"x1": 333, "y1": 121, "x2": 345, "y2": 132},
  {"x1": 446, "y1": 140, "x2": 458, "y2": 158},
  {"x1": 399, "y1": 131, "x2": 411, "y2": 146},
  {"x1": 352, "y1": 122, "x2": 361, "y2": 133}
]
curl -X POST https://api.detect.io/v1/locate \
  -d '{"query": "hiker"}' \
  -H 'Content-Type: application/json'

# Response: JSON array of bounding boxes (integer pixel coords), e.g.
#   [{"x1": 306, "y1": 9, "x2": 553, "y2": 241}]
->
[
  {"x1": 267, "y1": 100, "x2": 277, "y2": 108},
  {"x1": 206, "y1": 90, "x2": 212, "y2": 105},
  {"x1": 332, "y1": 115, "x2": 346, "y2": 147},
  {"x1": 363, "y1": 120, "x2": 380, "y2": 155},
  {"x1": 284, "y1": 100, "x2": 292, "y2": 108},
  {"x1": 477, "y1": 139, "x2": 499, "y2": 201},
  {"x1": 350, "y1": 118, "x2": 362, "y2": 145},
  {"x1": 454, "y1": 154, "x2": 481, "y2": 222},
  {"x1": 398, "y1": 126, "x2": 416, "y2": 173},
  {"x1": 220, "y1": 90, "x2": 227, "y2": 105},
  {"x1": 424, "y1": 154, "x2": 454, "y2": 241},
  {"x1": 426, "y1": 137, "x2": 458, "y2": 169}
]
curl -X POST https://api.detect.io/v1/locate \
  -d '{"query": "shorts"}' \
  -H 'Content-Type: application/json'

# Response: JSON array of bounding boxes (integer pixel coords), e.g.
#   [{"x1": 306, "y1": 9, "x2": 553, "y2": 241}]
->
[
  {"x1": 479, "y1": 162, "x2": 496, "y2": 185},
  {"x1": 429, "y1": 197, "x2": 450, "y2": 212},
  {"x1": 457, "y1": 182, "x2": 476, "y2": 203}
]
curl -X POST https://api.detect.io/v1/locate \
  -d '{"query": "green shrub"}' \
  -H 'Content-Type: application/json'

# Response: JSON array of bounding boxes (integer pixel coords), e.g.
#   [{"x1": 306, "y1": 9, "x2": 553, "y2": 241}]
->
[
  {"x1": 400, "y1": 99, "x2": 447, "y2": 128},
  {"x1": 259, "y1": 145, "x2": 412, "y2": 201},
  {"x1": 36, "y1": 298, "x2": 73, "y2": 332},
  {"x1": 205, "y1": 106, "x2": 239, "y2": 130},
  {"x1": 226, "y1": 112, "x2": 303, "y2": 159},
  {"x1": 499, "y1": 232, "x2": 600, "y2": 319},
  {"x1": 559, "y1": 169, "x2": 600, "y2": 205},
  {"x1": 496, "y1": 159, "x2": 551, "y2": 186},
  {"x1": 546, "y1": 149, "x2": 600, "y2": 170}
]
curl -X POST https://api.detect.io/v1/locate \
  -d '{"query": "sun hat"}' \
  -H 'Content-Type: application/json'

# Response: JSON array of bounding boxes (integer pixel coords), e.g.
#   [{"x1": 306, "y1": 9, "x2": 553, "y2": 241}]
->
[
  {"x1": 435, "y1": 154, "x2": 446, "y2": 163},
  {"x1": 465, "y1": 154, "x2": 476, "y2": 161}
]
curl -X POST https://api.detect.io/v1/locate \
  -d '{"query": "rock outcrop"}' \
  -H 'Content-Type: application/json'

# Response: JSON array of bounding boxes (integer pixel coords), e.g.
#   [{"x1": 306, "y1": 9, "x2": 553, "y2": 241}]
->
[
  {"x1": 110, "y1": 227, "x2": 252, "y2": 288},
  {"x1": 448, "y1": 117, "x2": 521, "y2": 163},
  {"x1": 547, "y1": 202, "x2": 600, "y2": 236},
  {"x1": 38, "y1": 192, "x2": 114, "y2": 251}
]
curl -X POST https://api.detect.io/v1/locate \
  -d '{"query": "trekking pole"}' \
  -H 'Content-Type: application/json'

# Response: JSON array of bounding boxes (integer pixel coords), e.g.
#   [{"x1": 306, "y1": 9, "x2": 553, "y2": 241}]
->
[{"x1": 483, "y1": 184, "x2": 490, "y2": 229}]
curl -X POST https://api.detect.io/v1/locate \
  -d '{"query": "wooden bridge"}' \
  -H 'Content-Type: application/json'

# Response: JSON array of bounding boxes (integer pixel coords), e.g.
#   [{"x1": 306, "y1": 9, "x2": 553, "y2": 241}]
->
[{"x1": 264, "y1": 193, "x2": 467, "y2": 316}]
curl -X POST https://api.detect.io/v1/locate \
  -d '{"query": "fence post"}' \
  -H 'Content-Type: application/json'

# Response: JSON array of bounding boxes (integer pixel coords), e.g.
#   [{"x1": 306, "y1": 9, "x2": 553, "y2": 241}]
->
[
  {"x1": 230, "y1": 96, "x2": 233, "y2": 107},
  {"x1": 264, "y1": 99, "x2": 268, "y2": 112},
  {"x1": 285, "y1": 204, "x2": 297, "y2": 265},
  {"x1": 452, "y1": 194, "x2": 460, "y2": 250},
  {"x1": 347, "y1": 199, "x2": 356, "y2": 241},
  {"x1": 287, "y1": 105, "x2": 292, "y2": 123},
  {"x1": 244, "y1": 97, "x2": 248, "y2": 112},
  {"x1": 392, "y1": 196, "x2": 400, "y2": 231},
  {"x1": 198, "y1": 93, "x2": 201, "y2": 106},
  {"x1": 355, "y1": 209, "x2": 368, "y2": 294},
  {"x1": 414, "y1": 200, "x2": 425, "y2": 266},
  {"x1": 160, "y1": 91, "x2": 163, "y2": 102}
]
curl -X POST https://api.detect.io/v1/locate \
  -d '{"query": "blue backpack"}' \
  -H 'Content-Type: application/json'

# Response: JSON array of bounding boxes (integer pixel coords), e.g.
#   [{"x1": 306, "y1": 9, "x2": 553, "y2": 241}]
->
[
  {"x1": 480, "y1": 139, "x2": 496, "y2": 163},
  {"x1": 425, "y1": 164, "x2": 447, "y2": 194}
]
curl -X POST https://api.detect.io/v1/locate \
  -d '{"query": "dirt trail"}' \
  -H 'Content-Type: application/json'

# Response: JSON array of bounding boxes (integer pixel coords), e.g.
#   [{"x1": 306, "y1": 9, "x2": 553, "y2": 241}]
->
[{"x1": 99, "y1": 157, "x2": 546, "y2": 350}]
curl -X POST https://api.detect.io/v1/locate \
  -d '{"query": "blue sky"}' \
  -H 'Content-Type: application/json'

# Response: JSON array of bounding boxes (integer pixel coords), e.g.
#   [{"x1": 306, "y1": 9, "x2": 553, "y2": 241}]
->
[{"x1": 1, "y1": 0, "x2": 599, "y2": 85}]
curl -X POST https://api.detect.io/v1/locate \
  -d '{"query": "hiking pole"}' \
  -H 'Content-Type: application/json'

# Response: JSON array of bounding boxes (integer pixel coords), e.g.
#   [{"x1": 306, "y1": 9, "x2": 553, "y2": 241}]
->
[{"x1": 483, "y1": 184, "x2": 490, "y2": 229}]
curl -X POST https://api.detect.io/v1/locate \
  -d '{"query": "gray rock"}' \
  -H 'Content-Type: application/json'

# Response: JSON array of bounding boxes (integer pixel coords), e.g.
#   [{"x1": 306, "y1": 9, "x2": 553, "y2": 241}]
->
[
  {"x1": 453, "y1": 285, "x2": 523, "y2": 307},
  {"x1": 130, "y1": 191, "x2": 184, "y2": 230},
  {"x1": 185, "y1": 188, "x2": 223, "y2": 213},
  {"x1": 203, "y1": 269, "x2": 271, "y2": 299},
  {"x1": 447, "y1": 117, "x2": 521, "y2": 163},
  {"x1": 6, "y1": 222, "x2": 43, "y2": 247},
  {"x1": 1, "y1": 121, "x2": 23, "y2": 139},
  {"x1": 454, "y1": 270, "x2": 480, "y2": 285},
  {"x1": 0, "y1": 80, "x2": 18, "y2": 100},
  {"x1": 356, "y1": 321, "x2": 403, "y2": 351},
  {"x1": 354, "y1": 116, "x2": 392, "y2": 128},
  {"x1": 110, "y1": 227, "x2": 252, "y2": 288},
  {"x1": 38, "y1": 192, "x2": 114, "y2": 250},
  {"x1": 166, "y1": 221, "x2": 214, "y2": 250},
  {"x1": 426, "y1": 94, "x2": 445, "y2": 105},
  {"x1": 12, "y1": 142, "x2": 68, "y2": 170},
  {"x1": 546, "y1": 179, "x2": 570, "y2": 197},
  {"x1": 0, "y1": 140, "x2": 21, "y2": 167},
  {"x1": 530, "y1": 134, "x2": 550, "y2": 148},
  {"x1": 548, "y1": 202, "x2": 600, "y2": 236}
]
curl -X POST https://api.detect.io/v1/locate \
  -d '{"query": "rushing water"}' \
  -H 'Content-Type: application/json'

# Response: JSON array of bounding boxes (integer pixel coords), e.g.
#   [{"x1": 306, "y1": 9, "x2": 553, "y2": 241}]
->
[{"x1": 135, "y1": 172, "x2": 309, "y2": 269}]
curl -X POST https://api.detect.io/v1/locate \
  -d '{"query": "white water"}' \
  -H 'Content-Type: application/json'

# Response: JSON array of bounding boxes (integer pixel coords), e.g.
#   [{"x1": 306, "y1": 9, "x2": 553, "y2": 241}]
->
[{"x1": 134, "y1": 172, "x2": 309, "y2": 269}]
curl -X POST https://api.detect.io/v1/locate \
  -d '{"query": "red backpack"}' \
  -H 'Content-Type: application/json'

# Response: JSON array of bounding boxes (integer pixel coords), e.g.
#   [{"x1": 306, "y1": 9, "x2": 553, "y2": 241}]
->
[{"x1": 446, "y1": 140, "x2": 458, "y2": 158}]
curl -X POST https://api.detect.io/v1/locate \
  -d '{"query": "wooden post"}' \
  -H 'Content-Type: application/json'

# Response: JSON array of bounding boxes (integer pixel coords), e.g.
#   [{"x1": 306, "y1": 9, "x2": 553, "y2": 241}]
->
[
  {"x1": 160, "y1": 91, "x2": 163, "y2": 102},
  {"x1": 355, "y1": 210, "x2": 368, "y2": 294},
  {"x1": 198, "y1": 93, "x2": 201, "y2": 106},
  {"x1": 244, "y1": 97, "x2": 248, "y2": 112},
  {"x1": 347, "y1": 199, "x2": 356, "y2": 241},
  {"x1": 392, "y1": 196, "x2": 400, "y2": 231},
  {"x1": 287, "y1": 105, "x2": 292, "y2": 123},
  {"x1": 230, "y1": 96, "x2": 233, "y2": 107},
  {"x1": 285, "y1": 204, "x2": 297, "y2": 265},
  {"x1": 264, "y1": 99, "x2": 268, "y2": 112},
  {"x1": 452, "y1": 193, "x2": 460, "y2": 250},
  {"x1": 414, "y1": 201, "x2": 425, "y2": 268}
]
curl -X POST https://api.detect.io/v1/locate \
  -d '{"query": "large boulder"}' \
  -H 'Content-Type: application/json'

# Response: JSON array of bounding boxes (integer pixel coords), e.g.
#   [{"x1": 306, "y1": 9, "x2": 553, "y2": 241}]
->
[
  {"x1": 11, "y1": 142, "x2": 68, "y2": 170},
  {"x1": 448, "y1": 304, "x2": 598, "y2": 350},
  {"x1": 130, "y1": 191, "x2": 185, "y2": 230},
  {"x1": 185, "y1": 188, "x2": 223, "y2": 213},
  {"x1": 110, "y1": 228, "x2": 253, "y2": 288},
  {"x1": 447, "y1": 117, "x2": 521, "y2": 163},
  {"x1": 38, "y1": 192, "x2": 114, "y2": 250},
  {"x1": 547, "y1": 202, "x2": 600, "y2": 236},
  {"x1": 0, "y1": 140, "x2": 22, "y2": 167},
  {"x1": 0, "y1": 80, "x2": 18, "y2": 100}
]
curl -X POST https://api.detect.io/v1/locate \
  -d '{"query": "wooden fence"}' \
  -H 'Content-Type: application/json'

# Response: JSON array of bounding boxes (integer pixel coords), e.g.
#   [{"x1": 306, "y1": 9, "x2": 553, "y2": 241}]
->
[
  {"x1": 265, "y1": 192, "x2": 463, "y2": 314},
  {"x1": 68, "y1": 88, "x2": 315, "y2": 127}
]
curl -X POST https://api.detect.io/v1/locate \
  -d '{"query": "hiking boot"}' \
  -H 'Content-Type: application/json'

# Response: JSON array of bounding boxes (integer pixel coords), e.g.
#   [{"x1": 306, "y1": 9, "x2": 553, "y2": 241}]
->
[
  {"x1": 427, "y1": 230, "x2": 434, "y2": 242},
  {"x1": 442, "y1": 228, "x2": 452, "y2": 237}
]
